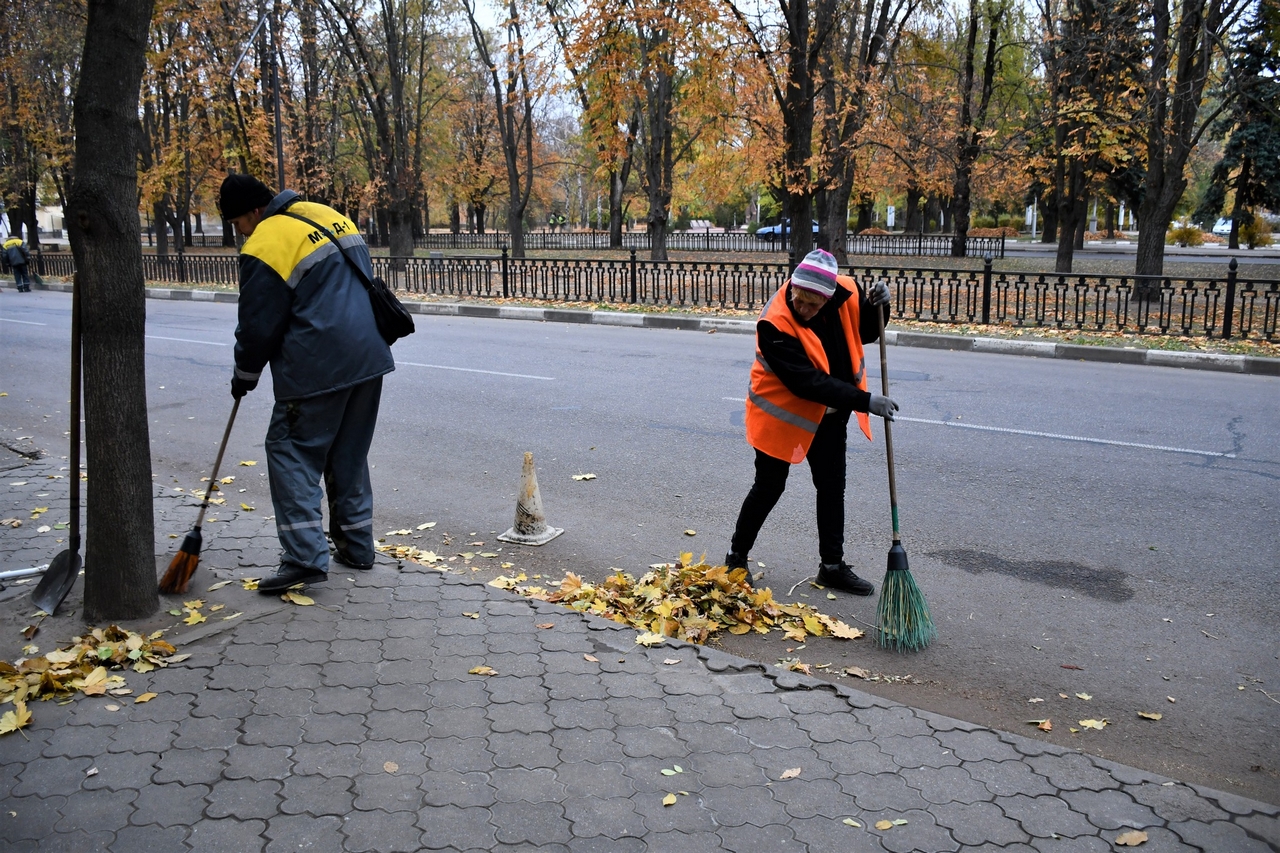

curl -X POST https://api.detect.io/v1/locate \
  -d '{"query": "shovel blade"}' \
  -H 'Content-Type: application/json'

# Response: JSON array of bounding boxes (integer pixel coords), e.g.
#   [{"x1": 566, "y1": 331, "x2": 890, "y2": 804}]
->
[{"x1": 32, "y1": 550, "x2": 81, "y2": 614}]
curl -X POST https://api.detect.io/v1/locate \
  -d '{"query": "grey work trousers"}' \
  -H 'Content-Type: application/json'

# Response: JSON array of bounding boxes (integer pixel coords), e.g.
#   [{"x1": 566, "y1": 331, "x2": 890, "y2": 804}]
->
[{"x1": 266, "y1": 376, "x2": 383, "y2": 572}]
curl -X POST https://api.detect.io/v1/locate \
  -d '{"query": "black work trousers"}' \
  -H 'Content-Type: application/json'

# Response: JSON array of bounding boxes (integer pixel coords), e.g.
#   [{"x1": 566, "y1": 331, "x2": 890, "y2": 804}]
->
[{"x1": 730, "y1": 410, "x2": 850, "y2": 566}]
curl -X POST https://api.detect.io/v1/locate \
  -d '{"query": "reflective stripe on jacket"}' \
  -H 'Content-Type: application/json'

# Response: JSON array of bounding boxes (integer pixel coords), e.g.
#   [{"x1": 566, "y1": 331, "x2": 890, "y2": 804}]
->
[
  {"x1": 234, "y1": 191, "x2": 394, "y2": 401},
  {"x1": 745, "y1": 276, "x2": 872, "y2": 463}
]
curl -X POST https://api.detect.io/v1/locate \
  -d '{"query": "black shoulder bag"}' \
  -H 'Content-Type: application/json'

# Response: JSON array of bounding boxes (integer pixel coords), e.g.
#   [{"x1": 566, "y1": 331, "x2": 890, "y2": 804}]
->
[{"x1": 279, "y1": 210, "x2": 416, "y2": 346}]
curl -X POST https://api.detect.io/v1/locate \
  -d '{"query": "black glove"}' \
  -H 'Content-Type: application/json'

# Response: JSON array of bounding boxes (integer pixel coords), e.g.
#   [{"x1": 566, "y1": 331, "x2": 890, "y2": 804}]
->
[
  {"x1": 231, "y1": 375, "x2": 258, "y2": 399},
  {"x1": 869, "y1": 394, "x2": 899, "y2": 421},
  {"x1": 868, "y1": 280, "x2": 891, "y2": 306}
]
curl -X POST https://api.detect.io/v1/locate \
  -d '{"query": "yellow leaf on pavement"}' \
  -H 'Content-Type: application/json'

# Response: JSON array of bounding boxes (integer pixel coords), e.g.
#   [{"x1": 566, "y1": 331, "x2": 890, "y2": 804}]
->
[
  {"x1": 468, "y1": 665, "x2": 497, "y2": 676},
  {"x1": 662, "y1": 793, "x2": 677, "y2": 806},
  {"x1": 416, "y1": 522, "x2": 436, "y2": 530},
  {"x1": 0, "y1": 700, "x2": 32, "y2": 734},
  {"x1": 135, "y1": 693, "x2": 158, "y2": 703},
  {"x1": 1138, "y1": 712, "x2": 1162, "y2": 720},
  {"x1": 635, "y1": 632, "x2": 665, "y2": 647},
  {"x1": 1079, "y1": 718, "x2": 1108, "y2": 730},
  {"x1": 842, "y1": 818, "x2": 862, "y2": 827},
  {"x1": 571, "y1": 473, "x2": 597, "y2": 481},
  {"x1": 779, "y1": 767, "x2": 801, "y2": 780},
  {"x1": 283, "y1": 592, "x2": 314, "y2": 606},
  {"x1": 239, "y1": 460, "x2": 257, "y2": 466},
  {"x1": 1115, "y1": 829, "x2": 1149, "y2": 846},
  {"x1": 875, "y1": 820, "x2": 894, "y2": 830},
  {"x1": 240, "y1": 503, "x2": 254, "y2": 511},
  {"x1": 1076, "y1": 692, "x2": 1092, "y2": 701},
  {"x1": 183, "y1": 611, "x2": 207, "y2": 625},
  {"x1": 684, "y1": 529, "x2": 697, "y2": 536}
]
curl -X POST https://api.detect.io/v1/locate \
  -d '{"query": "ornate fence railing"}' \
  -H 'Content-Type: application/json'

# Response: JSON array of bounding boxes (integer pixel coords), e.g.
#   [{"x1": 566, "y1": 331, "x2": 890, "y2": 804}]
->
[
  {"x1": 406, "y1": 229, "x2": 1007, "y2": 258},
  {"x1": 32, "y1": 251, "x2": 1277, "y2": 341}
]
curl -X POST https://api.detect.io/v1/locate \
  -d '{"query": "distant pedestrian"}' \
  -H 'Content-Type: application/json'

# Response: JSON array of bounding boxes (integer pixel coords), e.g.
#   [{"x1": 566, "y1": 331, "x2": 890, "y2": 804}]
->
[
  {"x1": 219, "y1": 173, "x2": 395, "y2": 594},
  {"x1": 725, "y1": 248, "x2": 896, "y2": 595},
  {"x1": 4, "y1": 236, "x2": 31, "y2": 292}
]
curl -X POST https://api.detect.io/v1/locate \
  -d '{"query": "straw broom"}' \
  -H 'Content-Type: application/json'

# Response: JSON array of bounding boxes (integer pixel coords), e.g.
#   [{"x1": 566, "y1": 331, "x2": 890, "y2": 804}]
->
[
  {"x1": 159, "y1": 399, "x2": 239, "y2": 594},
  {"x1": 873, "y1": 295, "x2": 936, "y2": 652}
]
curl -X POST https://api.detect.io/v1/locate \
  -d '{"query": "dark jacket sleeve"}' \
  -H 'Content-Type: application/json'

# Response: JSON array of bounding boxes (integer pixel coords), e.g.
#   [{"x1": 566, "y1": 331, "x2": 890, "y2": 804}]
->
[
  {"x1": 758, "y1": 320, "x2": 873, "y2": 413},
  {"x1": 233, "y1": 255, "x2": 293, "y2": 380},
  {"x1": 859, "y1": 289, "x2": 890, "y2": 345}
]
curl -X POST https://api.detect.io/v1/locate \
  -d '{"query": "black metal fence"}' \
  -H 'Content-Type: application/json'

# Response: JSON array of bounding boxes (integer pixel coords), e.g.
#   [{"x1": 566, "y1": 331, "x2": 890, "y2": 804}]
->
[
  {"x1": 33, "y1": 251, "x2": 1277, "y2": 341},
  {"x1": 409, "y1": 229, "x2": 1008, "y2": 258}
]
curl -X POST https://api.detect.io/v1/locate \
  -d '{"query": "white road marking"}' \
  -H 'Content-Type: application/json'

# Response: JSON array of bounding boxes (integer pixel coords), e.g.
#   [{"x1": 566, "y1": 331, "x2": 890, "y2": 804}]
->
[
  {"x1": 0, "y1": 317, "x2": 46, "y2": 326},
  {"x1": 146, "y1": 335, "x2": 228, "y2": 346},
  {"x1": 721, "y1": 396, "x2": 1234, "y2": 458},
  {"x1": 399, "y1": 361, "x2": 554, "y2": 381},
  {"x1": 896, "y1": 416, "x2": 1236, "y2": 458}
]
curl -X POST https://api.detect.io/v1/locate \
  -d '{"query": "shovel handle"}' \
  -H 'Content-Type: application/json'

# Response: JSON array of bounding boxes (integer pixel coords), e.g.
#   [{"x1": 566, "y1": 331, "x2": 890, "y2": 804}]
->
[
  {"x1": 69, "y1": 275, "x2": 81, "y2": 551},
  {"x1": 875, "y1": 290, "x2": 901, "y2": 543},
  {"x1": 194, "y1": 399, "x2": 240, "y2": 528}
]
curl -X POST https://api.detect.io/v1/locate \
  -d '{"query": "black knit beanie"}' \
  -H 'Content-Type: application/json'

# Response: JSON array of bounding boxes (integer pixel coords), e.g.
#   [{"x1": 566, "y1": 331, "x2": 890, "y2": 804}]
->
[{"x1": 219, "y1": 174, "x2": 275, "y2": 220}]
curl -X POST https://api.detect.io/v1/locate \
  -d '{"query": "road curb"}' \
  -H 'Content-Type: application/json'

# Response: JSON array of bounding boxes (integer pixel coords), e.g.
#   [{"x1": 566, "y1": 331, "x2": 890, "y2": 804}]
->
[{"x1": 32, "y1": 279, "x2": 1280, "y2": 376}]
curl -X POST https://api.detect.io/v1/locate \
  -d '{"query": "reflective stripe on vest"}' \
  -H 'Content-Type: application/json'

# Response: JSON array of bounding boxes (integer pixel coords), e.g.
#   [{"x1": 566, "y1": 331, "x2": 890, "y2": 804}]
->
[{"x1": 744, "y1": 277, "x2": 873, "y2": 463}]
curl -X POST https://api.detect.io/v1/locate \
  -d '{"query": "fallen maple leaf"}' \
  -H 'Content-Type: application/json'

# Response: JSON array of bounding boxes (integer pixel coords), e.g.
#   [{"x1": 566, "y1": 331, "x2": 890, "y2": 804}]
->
[
  {"x1": 0, "y1": 701, "x2": 32, "y2": 735},
  {"x1": 635, "y1": 632, "x2": 665, "y2": 647},
  {"x1": 1079, "y1": 718, "x2": 1108, "y2": 729}
]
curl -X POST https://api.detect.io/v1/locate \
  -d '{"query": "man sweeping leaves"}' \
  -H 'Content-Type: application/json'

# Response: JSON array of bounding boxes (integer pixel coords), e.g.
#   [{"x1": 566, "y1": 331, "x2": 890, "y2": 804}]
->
[
  {"x1": 220, "y1": 174, "x2": 394, "y2": 594},
  {"x1": 724, "y1": 248, "x2": 895, "y2": 594}
]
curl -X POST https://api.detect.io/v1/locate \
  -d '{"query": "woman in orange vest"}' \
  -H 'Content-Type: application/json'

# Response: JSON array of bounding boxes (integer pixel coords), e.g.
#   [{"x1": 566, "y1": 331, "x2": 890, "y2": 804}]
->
[{"x1": 726, "y1": 248, "x2": 897, "y2": 595}]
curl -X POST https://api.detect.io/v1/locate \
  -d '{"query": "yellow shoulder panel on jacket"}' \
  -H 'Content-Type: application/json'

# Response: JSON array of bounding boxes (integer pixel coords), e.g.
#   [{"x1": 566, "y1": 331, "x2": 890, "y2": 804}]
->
[{"x1": 240, "y1": 202, "x2": 360, "y2": 283}]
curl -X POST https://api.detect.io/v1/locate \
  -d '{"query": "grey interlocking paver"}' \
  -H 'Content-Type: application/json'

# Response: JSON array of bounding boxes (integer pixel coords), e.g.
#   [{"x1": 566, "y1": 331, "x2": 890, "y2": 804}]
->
[
  {"x1": 264, "y1": 813, "x2": 345, "y2": 853},
  {"x1": 129, "y1": 781, "x2": 211, "y2": 828},
  {"x1": 4, "y1": 454, "x2": 1278, "y2": 852},
  {"x1": 205, "y1": 778, "x2": 282, "y2": 820}
]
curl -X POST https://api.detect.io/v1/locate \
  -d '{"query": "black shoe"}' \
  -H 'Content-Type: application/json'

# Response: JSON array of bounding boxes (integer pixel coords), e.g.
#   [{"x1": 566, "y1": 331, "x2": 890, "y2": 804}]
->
[
  {"x1": 817, "y1": 562, "x2": 875, "y2": 596},
  {"x1": 725, "y1": 552, "x2": 756, "y2": 586},
  {"x1": 258, "y1": 565, "x2": 327, "y2": 594},
  {"x1": 332, "y1": 549, "x2": 373, "y2": 571}
]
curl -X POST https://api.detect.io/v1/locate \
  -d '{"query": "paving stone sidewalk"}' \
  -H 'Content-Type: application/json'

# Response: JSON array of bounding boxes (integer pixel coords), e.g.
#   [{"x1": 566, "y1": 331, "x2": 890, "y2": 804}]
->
[{"x1": 1, "y1": 452, "x2": 1278, "y2": 852}]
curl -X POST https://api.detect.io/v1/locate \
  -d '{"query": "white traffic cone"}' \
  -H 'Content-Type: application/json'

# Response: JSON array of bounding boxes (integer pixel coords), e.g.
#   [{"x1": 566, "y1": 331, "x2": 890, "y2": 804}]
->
[{"x1": 497, "y1": 451, "x2": 564, "y2": 545}]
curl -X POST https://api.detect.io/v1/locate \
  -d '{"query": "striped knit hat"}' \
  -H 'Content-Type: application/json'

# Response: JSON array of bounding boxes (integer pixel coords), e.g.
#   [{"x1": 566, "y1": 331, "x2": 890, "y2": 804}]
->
[{"x1": 790, "y1": 249, "x2": 839, "y2": 297}]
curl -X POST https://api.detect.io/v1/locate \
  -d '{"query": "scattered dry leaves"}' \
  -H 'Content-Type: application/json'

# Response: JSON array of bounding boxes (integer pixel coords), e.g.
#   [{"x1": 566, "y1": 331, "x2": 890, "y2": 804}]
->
[{"x1": 1, "y1": 626, "x2": 182, "y2": 732}]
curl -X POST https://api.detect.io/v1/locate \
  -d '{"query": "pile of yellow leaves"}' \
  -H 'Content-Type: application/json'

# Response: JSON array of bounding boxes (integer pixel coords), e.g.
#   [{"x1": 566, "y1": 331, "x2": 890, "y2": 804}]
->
[
  {"x1": 0, "y1": 625, "x2": 186, "y2": 735},
  {"x1": 499, "y1": 553, "x2": 863, "y2": 645}
]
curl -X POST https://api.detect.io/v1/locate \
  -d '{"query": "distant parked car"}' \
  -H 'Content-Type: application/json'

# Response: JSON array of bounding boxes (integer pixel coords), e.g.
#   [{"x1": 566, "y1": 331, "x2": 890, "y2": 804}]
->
[
  {"x1": 755, "y1": 218, "x2": 820, "y2": 241},
  {"x1": 1212, "y1": 218, "x2": 1232, "y2": 236}
]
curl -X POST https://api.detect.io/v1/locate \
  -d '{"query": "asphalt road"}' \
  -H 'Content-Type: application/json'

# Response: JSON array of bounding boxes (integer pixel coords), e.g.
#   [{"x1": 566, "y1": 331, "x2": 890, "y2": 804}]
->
[{"x1": 2, "y1": 290, "x2": 1277, "y2": 804}]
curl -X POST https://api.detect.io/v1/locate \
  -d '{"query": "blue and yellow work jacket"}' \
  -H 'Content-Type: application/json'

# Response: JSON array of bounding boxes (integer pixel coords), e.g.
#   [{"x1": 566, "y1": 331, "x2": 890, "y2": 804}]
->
[{"x1": 233, "y1": 191, "x2": 394, "y2": 401}]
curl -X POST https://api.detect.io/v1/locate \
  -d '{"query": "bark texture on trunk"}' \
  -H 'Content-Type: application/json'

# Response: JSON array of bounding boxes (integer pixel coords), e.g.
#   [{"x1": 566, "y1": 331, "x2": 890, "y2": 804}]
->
[{"x1": 66, "y1": 0, "x2": 158, "y2": 622}]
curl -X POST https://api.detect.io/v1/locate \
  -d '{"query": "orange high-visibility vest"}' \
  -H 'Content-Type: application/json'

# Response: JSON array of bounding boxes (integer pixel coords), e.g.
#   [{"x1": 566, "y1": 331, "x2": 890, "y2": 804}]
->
[{"x1": 745, "y1": 276, "x2": 872, "y2": 463}]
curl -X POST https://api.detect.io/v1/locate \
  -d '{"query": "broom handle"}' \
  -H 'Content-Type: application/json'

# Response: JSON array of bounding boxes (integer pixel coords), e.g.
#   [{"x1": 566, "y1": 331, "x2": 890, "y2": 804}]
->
[
  {"x1": 875, "y1": 293, "x2": 901, "y2": 544},
  {"x1": 193, "y1": 399, "x2": 240, "y2": 529}
]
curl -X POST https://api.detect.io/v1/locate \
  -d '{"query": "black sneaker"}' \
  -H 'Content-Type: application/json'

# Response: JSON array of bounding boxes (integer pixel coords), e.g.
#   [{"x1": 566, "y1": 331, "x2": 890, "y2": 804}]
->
[
  {"x1": 816, "y1": 562, "x2": 874, "y2": 596},
  {"x1": 725, "y1": 552, "x2": 755, "y2": 586},
  {"x1": 258, "y1": 565, "x2": 327, "y2": 594}
]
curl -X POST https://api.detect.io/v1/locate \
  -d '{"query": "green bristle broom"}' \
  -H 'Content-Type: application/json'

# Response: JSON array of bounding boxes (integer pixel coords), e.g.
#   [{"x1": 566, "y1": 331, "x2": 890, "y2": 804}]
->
[{"x1": 874, "y1": 294, "x2": 936, "y2": 652}]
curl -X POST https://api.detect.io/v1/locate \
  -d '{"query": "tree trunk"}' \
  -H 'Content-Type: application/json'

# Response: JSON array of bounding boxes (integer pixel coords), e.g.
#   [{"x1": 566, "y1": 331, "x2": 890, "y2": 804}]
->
[
  {"x1": 1227, "y1": 155, "x2": 1249, "y2": 250},
  {"x1": 66, "y1": 0, "x2": 157, "y2": 622}
]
